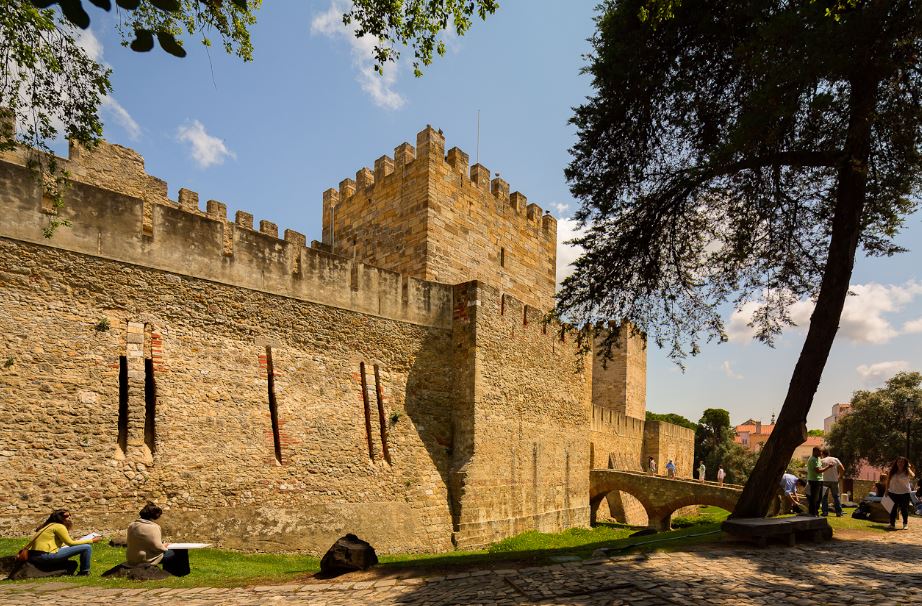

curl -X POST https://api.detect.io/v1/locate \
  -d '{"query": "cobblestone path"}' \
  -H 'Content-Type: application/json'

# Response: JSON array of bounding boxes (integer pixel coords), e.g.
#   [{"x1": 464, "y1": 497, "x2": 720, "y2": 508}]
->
[{"x1": 2, "y1": 525, "x2": 920, "y2": 605}]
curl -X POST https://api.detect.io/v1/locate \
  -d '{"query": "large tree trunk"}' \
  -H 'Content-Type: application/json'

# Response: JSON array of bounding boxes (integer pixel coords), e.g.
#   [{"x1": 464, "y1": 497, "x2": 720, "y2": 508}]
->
[{"x1": 731, "y1": 70, "x2": 879, "y2": 519}]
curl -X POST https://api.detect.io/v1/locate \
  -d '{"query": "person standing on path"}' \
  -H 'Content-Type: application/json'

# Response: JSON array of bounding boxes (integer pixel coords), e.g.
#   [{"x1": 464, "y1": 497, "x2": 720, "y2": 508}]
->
[
  {"x1": 885, "y1": 456, "x2": 916, "y2": 530},
  {"x1": 806, "y1": 446, "x2": 824, "y2": 516},
  {"x1": 819, "y1": 449, "x2": 845, "y2": 517},
  {"x1": 698, "y1": 460, "x2": 706, "y2": 483},
  {"x1": 717, "y1": 465, "x2": 726, "y2": 486},
  {"x1": 666, "y1": 459, "x2": 676, "y2": 479},
  {"x1": 648, "y1": 456, "x2": 657, "y2": 475}
]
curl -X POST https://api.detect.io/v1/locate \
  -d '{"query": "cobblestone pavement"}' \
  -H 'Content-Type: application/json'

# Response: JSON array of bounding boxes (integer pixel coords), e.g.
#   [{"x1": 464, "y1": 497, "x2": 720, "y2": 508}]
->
[{"x1": 2, "y1": 525, "x2": 921, "y2": 605}]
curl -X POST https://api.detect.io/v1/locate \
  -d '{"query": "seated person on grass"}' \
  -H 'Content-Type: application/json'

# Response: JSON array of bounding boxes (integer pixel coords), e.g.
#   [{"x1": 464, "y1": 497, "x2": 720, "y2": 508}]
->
[
  {"x1": 127, "y1": 502, "x2": 176, "y2": 569},
  {"x1": 26, "y1": 509, "x2": 102, "y2": 576}
]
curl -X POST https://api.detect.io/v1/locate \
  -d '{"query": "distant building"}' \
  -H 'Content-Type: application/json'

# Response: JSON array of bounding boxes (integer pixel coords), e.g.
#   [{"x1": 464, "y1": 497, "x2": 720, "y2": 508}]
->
[
  {"x1": 733, "y1": 416, "x2": 822, "y2": 462},
  {"x1": 822, "y1": 402, "x2": 886, "y2": 482},
  {"x1": 824, "y1": 402, "x2": 851, "y2": 434}
]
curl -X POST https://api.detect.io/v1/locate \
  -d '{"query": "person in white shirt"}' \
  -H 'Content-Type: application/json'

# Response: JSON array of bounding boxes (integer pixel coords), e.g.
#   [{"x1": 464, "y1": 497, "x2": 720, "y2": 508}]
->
[
  {"x1": 717, "y1": 465, "x2": 726, "y2": 486},
  {"x1": 648, "y1": 456, "x2": 657, "y2": 475},
  {"x1": 818, "y1": 449, "x2": 845, "y2": 517},
  {"x1": 886, "y1": 456, "x2": 916, "y2": 530}
]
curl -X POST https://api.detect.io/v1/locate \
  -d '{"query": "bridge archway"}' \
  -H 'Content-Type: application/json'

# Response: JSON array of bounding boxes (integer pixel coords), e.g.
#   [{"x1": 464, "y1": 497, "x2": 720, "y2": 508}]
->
[{"x1": 589, "y1": 470, "x2": 745, "y2": 531}]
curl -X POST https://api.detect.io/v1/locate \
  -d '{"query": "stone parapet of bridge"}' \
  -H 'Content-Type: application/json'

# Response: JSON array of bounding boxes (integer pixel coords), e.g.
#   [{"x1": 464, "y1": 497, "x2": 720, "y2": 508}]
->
[{"x1": 589, "y1": 469, "x2": 744, "y2": 531}]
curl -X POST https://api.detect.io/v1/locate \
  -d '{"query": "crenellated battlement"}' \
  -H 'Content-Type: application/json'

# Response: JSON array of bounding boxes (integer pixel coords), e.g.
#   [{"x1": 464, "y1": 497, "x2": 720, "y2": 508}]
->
[
  {"x1": 591, "y1": 405, "x2": 646, "y2": 436},
  {"x1": 321, "y1": 126, "x2": 558, "y2": 311},
  {"x1": 322, "y1": 126, "x2": 557, "y2": 240},
  {"x1": 0, "y1": 139, "x2": 452, "y2": 329}
]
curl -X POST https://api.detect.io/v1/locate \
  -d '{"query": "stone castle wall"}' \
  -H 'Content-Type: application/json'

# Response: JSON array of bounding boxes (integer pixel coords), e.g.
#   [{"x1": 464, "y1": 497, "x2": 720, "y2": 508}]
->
[
  {"x1": 0, "y1": 138, "x2": 598, "y2": 552},
  {"x1": 0, "y1": 129, "x2": 694, "y2": 551},
  {"x1": 592, "y1": 327, "x2": 647, "y2": 419},
  {"x1": 448, "y1": 284, "x2": 591, "y2": 548},
  {"x1": 643, "y1": 421, "x2": 696, "y2": 480},
  {"x1": 589, "y1": 406, "x2": 647, "y2": 525},
  {"x1": 321, "y1": 127, "x2": 557, "y2": 310}
]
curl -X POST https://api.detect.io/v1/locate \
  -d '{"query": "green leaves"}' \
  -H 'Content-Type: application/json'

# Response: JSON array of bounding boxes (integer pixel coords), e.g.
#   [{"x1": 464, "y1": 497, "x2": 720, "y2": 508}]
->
[
  {"x1": 127, "y1": 28, "x2": 186, "y2": 57},
  {"x1": 562, "y1": 0, "x2": 922, "y2": 361},
  {"x1": 57, "y1": 0, "x2": 90, "y2": 29},
  {"x1": 129, "y1": 28, "x2": 154, "y2": 51},
  {"x1": 156, "y1": 30, "x2": 185, "y2": 57},
  {"x1": 30, "y1": 0, "x2": 258, "y2": 60},
  {"x1": 148, "y1": 0, "x2": 178, "y2": 11},
  {"x1": 826, "y1": 372, "x2": 922, "y2": 475},
  {"x1": 344, "y1": 1, "x2": 498, "y2": 77}
]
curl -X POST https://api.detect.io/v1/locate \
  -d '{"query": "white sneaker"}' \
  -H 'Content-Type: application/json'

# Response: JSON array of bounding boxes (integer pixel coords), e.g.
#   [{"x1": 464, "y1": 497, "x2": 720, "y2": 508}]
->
[{"x1": 902, "y1": 524, "x2": 908, "y2": 530}]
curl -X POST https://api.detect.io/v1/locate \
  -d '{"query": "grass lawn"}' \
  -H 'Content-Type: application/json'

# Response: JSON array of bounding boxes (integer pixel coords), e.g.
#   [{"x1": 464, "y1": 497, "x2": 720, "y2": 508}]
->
[{"x1": 0, "y1": 506, "x2": 898, "y2": 588}]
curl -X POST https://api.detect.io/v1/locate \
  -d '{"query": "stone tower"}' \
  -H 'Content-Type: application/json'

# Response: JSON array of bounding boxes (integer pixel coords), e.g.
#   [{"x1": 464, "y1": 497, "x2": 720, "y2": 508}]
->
[{"x1": 321, "y1": 126, "x2": 557, "y2": 311}]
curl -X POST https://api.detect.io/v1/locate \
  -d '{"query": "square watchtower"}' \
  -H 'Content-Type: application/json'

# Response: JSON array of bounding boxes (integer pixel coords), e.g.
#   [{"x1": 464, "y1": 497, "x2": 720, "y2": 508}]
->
[{"x1": 321, "y1": 126, "x2": 557, "y2": 311}]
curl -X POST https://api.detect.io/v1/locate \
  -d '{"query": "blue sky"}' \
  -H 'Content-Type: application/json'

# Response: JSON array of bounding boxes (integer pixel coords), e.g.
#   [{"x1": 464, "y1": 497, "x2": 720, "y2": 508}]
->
[{"x1": 70, "y1": 2, "x2": 921, "y2": 430}]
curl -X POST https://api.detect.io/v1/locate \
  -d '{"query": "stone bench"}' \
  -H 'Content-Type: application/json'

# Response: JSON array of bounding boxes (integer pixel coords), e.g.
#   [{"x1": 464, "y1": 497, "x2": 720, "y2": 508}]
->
[{"x1": 722, "y1": 516, "x2": 833, "y2": 547}]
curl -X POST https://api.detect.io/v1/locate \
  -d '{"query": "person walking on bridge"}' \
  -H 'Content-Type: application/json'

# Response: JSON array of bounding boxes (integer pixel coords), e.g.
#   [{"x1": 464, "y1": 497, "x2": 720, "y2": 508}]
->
[
  {"x1": 647, "y1": 456, "x2": 657, "y2": 475},
  {"x1": 717, "y1": 465, "x2": 726, "y2": 486},
  {"x1": 665, "y1": 459, "x2": 676, "y2": 479},
  {"x1": 698, "y1": 460, "x2": 706, "y2": 483}
]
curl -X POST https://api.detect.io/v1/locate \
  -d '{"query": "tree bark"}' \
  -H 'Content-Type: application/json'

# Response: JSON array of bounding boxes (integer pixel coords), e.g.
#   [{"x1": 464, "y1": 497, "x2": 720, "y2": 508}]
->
[{"x1": 731, "y1": 67, "x2": 879, "y2": 519}]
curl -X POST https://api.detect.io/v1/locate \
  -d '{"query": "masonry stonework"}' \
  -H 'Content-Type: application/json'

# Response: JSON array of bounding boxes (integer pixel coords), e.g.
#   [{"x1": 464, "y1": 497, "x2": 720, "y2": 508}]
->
[
  {"x1": 0, "y1": 126, "x2": 693, "y2": 553},
  {"x1": 322, "y1": 127, "x2": 556, "y2": 311}
]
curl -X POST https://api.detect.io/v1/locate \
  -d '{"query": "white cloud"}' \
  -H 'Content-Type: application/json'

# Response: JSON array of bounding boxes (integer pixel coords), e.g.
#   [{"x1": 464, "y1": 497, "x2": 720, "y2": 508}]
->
[
  {"x1": 176, "y1": 120, "x2": 236, "y2": 168},
  {"x1": 856, "y1": 360, "x2": 909, "y2": 385},
  {"x1": 903, "y1": 317, "x2": 922, "y2": 334},
  {"x1": 101, "y1": 97, "x2": 141, "y2": 141},
  {"x1": 311, "y1": 1, "x2": 406, "y2": 110},
  {"x1": 76, "y1": 28, "x2": 141, "y2": 141},
  {"x1": 555, "y1": 217, "x2": 584, "y2": 289},
  {"x1": 74, "y1": 28, "x2": 103, "y2": 63},
  {"x1": 552, "y1": 202, "x2": 571, "y2": 216},
  {"x1": 721, "y1": 360, "x2": 743, "y2": 380},
  {"x1": 727, "y1": 281, "x2": 922, "y2": 345}
]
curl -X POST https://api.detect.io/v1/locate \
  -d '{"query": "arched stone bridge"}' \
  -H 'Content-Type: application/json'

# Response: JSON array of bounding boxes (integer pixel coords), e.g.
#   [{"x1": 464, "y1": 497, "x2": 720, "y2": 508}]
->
[{"x1": 590, "y1": 469, "x2": 749, "y2": 531}]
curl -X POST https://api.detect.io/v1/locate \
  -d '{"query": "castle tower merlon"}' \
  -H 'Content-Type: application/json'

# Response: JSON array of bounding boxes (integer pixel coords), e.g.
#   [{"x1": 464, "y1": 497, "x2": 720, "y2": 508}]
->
[
  {"x1": 416, "y1": 126, "x2": 445, "y2": 164},
  {"x1": 509, "y1": 191, "x2": 527, "y2": 214},
  {"x1": 338, "y1": 178, "x2": 356, "y2": 199},
  {"x1": 206, "y1": 199, "x2": 227, "y2": 221},
  {"x1": 491, "y1": 177, "x2": 509, "y2": 201},
  {"x1": 526, "y1": 203, "x2": 543, "y2": 224},
  {"x1": 235, "y1": 210, "x2": 254, "y2": 229},
  {"x1": 323, "y1": 187, "x2": 340, "y2": 207},
  {"x1": 178, "y1": 188, "x2": 200, "y2": 213},
  {"x1": 470, "y1": 164, "x2": 490, "y2": 190},
  {"x1": 446, "y1": 147, "x2": 469, "y2": 176},
  {"x1": 259, "y1": 219, "x2": 278, "y2": 238},
  {"x1": 355, "y1": 167, "x2": 374, "y2": 191},
  {"x1": 374, "y1": 155, "x2": 395, "y2": 182},
  {"x1": 541, "y1": 213, "x2": 557, "y2": 236},
  {"x1": 284, "y1": 229, "x2": 306, "y2": 249},
  {"x1": 394, "y1": 142, "x2": 416, "y2": 167}
]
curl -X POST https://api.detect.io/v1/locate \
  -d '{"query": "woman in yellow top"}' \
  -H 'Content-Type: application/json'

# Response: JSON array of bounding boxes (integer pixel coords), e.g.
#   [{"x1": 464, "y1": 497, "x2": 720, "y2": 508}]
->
[{"x1": 27, "y1": 509, "x2": 101, "y2": 575}]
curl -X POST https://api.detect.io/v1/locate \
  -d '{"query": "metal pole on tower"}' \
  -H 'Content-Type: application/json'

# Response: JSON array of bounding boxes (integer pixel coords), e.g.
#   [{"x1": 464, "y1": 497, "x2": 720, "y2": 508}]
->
[{"x1": 476, "y1": 109, "x2": 481, "y2": 165}]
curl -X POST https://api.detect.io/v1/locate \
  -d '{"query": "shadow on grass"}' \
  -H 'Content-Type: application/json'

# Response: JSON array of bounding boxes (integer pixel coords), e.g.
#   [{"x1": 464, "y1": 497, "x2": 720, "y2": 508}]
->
[{"x1": 376, "y1": 522, "x2": 725, "y2": 575}]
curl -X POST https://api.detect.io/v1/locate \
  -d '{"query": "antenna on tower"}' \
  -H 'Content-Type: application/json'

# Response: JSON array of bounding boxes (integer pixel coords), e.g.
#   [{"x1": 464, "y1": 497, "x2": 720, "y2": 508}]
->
[{"x1": 476, "y1": 109, "x2": 481, "y2": 165}]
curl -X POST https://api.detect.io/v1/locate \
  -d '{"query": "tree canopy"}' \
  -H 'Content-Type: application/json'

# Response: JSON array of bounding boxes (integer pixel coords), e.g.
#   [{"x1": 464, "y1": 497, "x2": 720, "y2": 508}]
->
[
  {"x1": 563, "y1": 0, "x2": 922, "y2": 517},
  {"x1": 2, "y1": 0, "x2": 497, "y2": 154},
  {"x1": 826, "y1": 372, "x2": 922, "y2": 474},
  {"x1": 2, "y1": 1, "x2": 496, "y2": 236},
  {"x1": 645, "y1": 410, "x2": 696, "y2": 430}
]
